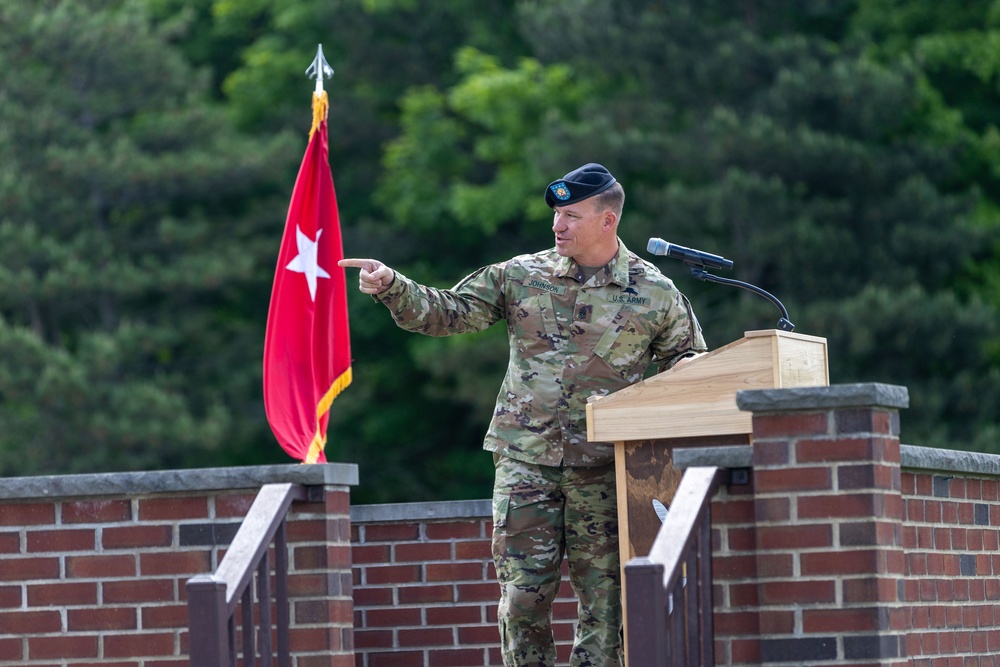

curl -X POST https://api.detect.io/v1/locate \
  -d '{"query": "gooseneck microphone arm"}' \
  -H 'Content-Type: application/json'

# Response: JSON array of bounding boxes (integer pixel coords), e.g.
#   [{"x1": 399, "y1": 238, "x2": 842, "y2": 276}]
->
[
  {"x1": 647, "y1": 238, "x2": 795, "y2": 332},
  {"x1": 688, "y1": 267, "x2": 794, "y2": 332}
]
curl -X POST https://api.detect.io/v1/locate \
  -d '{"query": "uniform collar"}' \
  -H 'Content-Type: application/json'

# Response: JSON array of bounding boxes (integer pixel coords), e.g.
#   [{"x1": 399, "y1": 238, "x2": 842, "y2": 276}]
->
[{"x1": 555, "y1": 239, "x2": 633, "y2": 286}]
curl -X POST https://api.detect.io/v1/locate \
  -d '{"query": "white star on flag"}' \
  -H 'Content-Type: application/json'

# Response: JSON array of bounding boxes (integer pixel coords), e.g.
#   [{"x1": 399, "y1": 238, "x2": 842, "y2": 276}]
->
[{"x1": 285, "y1": 225, "x2": 330, "y2": 301}]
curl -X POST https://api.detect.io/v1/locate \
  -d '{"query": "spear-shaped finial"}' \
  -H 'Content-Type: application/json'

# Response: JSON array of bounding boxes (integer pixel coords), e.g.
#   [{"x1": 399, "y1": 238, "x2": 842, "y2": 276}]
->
[
  {"x1": 306, "y1": 44, "x2": 334, "y2": 94},
  {"x1": 306, "y1": 44, "x2": 334, "y2": 138}
]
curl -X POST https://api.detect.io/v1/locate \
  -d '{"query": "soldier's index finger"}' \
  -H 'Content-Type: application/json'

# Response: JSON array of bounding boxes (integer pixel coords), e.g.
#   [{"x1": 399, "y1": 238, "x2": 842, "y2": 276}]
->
[{"x1": 338, "y1": 258, "x2": 370, "y2": 270}]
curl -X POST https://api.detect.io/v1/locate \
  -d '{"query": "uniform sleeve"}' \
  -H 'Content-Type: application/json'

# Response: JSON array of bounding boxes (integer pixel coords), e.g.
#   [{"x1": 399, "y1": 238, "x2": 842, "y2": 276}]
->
[
  {"x1": 651, "y1": 290, "x2": 708, "y2": 370},
  {"x1": 374, "y1": 264, "x2": 506, "y2": 336}
]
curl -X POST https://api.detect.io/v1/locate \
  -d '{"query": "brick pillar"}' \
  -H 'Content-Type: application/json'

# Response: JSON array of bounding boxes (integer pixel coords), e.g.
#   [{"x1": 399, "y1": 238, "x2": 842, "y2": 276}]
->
[
  {"x1": 737, "y1": 383, "x2": 910, "y2": 666},
  {"x1": 288, "y1": 485, "x2": 355, "y2": 667}
]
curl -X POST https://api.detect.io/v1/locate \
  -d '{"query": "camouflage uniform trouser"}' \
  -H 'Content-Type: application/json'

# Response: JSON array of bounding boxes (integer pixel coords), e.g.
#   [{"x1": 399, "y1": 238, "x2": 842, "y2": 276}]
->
[{"x1": 491, "y1": 455, "x2": 623, "y2": 667}]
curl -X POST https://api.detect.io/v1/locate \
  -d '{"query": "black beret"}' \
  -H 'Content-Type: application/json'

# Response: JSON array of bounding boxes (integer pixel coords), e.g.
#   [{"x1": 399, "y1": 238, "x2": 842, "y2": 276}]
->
[{"x1": 544, "y1": 163, "x2": 617, "y2": 208}]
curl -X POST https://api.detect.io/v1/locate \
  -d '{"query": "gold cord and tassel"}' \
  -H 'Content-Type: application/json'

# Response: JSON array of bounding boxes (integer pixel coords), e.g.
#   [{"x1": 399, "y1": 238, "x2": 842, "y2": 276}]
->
[{"x1": 309, "y1": 90, "x2": 329, "y2": 141}]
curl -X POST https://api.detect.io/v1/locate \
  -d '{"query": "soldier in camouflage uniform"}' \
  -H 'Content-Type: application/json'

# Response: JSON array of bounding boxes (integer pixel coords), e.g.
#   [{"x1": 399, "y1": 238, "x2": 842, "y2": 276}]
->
[{"x1": 341, "y1": 163, "x2": 706, "y2": 667}]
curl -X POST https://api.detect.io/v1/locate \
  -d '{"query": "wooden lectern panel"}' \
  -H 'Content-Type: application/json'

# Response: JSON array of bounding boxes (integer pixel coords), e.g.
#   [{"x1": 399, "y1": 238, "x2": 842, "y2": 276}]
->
[
  {"x1": 586, "y1": 329, "x2": 829, "y2": 559},
  {"x1": 591, "y1": 330, "x2": 829, "y2": 667},
  {"x1": 616, "y1": 434, "x2": 749, "y2": 563}
]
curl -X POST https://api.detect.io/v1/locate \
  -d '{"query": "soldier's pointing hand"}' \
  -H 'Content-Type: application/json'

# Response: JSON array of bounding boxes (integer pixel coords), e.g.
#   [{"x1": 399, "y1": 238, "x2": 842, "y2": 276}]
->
[{"x1": 339, "y1": 258, "x2": 395, "y2": 295}]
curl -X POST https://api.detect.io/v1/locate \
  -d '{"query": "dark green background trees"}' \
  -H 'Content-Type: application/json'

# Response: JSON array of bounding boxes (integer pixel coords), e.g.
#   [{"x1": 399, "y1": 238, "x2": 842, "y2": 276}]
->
[
  {"x1": 0, "y1": 0, "x2": 298, "y2": 474},
  {"x1": 1, "y1": 0, "x2": 997, "y2": 502}
]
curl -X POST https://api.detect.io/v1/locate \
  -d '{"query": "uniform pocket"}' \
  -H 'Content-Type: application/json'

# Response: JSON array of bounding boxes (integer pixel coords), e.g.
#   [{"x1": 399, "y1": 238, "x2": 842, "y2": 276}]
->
[
  {"x1": 511, "y1": 292, "x2": 556, "y2": 359},
  {"x1": 591, "y1": 305, "x2": 652, "y2": 382},
  {"x1": 591, "y1": 305, "x2": 633, "y2": 359},
  {"x1": 492, "y1": 492, "x2": 510, "y2": 529}
]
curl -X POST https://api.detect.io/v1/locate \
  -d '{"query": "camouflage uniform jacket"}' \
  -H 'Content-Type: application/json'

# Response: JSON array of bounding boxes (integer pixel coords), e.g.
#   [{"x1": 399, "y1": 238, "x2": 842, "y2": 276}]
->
[{"x1": 375, "y1": 239, "x2": 707, "y2": 467}]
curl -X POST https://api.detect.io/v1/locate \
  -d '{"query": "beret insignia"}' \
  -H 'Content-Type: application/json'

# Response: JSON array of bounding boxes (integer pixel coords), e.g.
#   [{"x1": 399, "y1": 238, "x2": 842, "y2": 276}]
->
[{"x1": 550, "y1": 182, "x2": 571, "y2": 201}]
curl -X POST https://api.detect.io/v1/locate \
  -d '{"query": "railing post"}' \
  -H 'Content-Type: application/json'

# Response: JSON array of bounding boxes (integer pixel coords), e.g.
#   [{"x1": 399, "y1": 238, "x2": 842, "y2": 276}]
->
[
  {"x1": 626, "y1": 557, "x2": 668, "y2": 666},
  {"x1": 669, "y1": 580, "x2": 684, "y2": 667},
  {"x1": 258, "y1": 548, "x2": 273, "y2": 666},
  {"x1": 275, "y1": 519, "x2": 291, "y2": 667},
  {"x1": 241, "y1": 586, "x2": 254, "y2": 663},
  {"x1": 682, "y1": 549, "x2": 698, "y2": 666},
  {"x1": 697, "y1": 504, "x2": 715, "y2": 666},
  {"x1": 187, "y1": 575, "x2": 230, "y2": 667}
]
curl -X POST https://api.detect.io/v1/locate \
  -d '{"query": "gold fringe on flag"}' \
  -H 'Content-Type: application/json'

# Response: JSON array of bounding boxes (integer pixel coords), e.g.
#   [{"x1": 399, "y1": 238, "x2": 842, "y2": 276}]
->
[
  {"x1": 304, "y1": 367, "x2": 353, "y2": 464},
  {"x1": 309, "y1": 90, "x2": 329, "y2": 141}
]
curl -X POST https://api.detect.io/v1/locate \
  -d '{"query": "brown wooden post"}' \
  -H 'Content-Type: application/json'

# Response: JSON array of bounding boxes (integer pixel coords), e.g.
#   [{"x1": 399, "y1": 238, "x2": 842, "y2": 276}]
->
[
  {"x1": 187, "y1": 575, "x2": 230, "y2": 667},
  {"x1": 625, "y1": 557, "x2": 669, "y2": 665}
]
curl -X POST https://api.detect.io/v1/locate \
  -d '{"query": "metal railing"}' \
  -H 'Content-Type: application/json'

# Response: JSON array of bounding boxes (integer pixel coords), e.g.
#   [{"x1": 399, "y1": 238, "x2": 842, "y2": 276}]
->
[
  {"x1": 186, "y1": 482, "x2": 319, "y2": 667},
  {"x1": 625, "y1": 466, "x2": 723, "y2": 666}
]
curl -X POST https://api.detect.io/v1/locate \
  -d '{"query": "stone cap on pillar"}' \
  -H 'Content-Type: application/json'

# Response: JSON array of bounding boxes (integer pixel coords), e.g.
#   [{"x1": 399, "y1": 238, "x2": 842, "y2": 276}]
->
[
  {"x1": 736, "y1": 382, "x2": 909, "y2": 413},
  {"x1": 0, "y1": 463, "x2": 359, "y2": 501}
]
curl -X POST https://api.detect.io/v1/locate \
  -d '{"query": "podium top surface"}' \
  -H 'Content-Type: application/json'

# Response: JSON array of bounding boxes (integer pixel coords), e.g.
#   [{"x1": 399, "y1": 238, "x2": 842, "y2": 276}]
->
[{"x1": 586, "y1": 329, "x2": 829, "y2": 442}]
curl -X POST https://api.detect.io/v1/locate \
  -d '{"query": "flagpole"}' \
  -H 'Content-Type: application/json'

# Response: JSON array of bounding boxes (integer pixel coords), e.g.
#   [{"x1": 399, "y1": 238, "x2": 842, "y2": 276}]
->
[{"x1": 263, "y1": 44, "x2": 351, "y2": 464}]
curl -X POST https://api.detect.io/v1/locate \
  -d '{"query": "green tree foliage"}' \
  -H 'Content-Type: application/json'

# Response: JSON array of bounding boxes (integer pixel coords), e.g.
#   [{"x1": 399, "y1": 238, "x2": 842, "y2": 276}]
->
[
  {"x1": 378, "y1": 0, "x2": 1000, "y2": 456},
  {"x1": 0, "y1": 0, "x2": 299, "y2": 474},
  {"x1": 849, "y1": 0, "x2": 1000, "y2": 304},
  {"x1": 845, "y1": 0, "x2": 1000, "y2": 446},
  {"x1": 3, "y1": 0, "x2": 997, "y2": 499},
  {"x1": 159, "y1": 0, "x2": 537, "y2": 502}
]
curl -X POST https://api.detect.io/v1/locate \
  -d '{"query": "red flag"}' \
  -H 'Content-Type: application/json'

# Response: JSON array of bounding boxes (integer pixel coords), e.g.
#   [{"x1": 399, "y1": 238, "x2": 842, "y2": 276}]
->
[{"x1": 263, "y1": 91, "x2": 351, "y2": 464}]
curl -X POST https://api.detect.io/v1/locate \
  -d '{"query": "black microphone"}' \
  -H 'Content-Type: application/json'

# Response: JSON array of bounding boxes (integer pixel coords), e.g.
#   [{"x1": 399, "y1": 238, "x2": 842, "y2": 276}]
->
[{"x1": 647, "y1": 238, "x2": 733, "y2": 270}]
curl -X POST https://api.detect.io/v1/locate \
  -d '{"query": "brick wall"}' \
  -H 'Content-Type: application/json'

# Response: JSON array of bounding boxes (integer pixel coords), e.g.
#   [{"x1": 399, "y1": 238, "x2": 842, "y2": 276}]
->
[
  {"x1": 350, "y1": 384, "x2": 1000, "y2": 667},
  {"x1": 350, "y1": 501, "x2": 579, "y2": 667},
  {"x1": 5, "y1": 384, "x2": 999, "y2": 667},
  {"x1": 0, "y1": 463, "x2": 357, "y2": 667},
  {"x1": 901, "y1": 469, "x2": 1000, "y2": 663},
  {"x1": 690, "y1": 383, "x2": 1000, "y2": 666}
]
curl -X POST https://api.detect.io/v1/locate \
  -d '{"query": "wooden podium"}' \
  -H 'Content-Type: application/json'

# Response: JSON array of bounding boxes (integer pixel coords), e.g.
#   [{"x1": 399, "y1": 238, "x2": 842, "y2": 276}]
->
[{"x1": 586, "y1": 329, "x2": 829, "y2": 565}]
